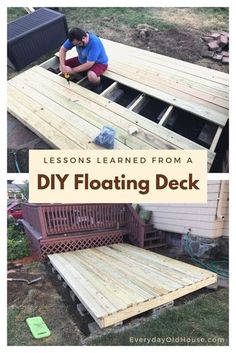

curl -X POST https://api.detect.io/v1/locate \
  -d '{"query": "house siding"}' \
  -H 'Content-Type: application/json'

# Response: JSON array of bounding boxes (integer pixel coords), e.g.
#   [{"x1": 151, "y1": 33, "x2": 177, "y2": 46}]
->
[{"x1": 140, "y1": 181, "x2": 229, "y2": 239}]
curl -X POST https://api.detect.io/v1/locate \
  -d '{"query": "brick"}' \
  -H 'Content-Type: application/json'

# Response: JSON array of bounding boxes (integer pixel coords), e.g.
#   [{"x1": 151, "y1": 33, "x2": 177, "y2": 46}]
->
[
  {"x1": 222, "y1": 51, "x2": 229, "y2": 57},
  {"x1": 208, "y1": 40, "x2": 219, "y2": 51},
  {"x1": 202, "y1": 36, "x2": 214, "y2": 43},
  {"x1": 210, "y1": 32, "x2": 221, "y2": 39},
  {"x1": 222, "y1": 56, "x2": 229, "y2": 64},
  {"x1": 220, "y1": 31, "x2": 229, "y2": 38},
  {"x1": 213, "y1": 53, "x2": 223, "y2": 61},
  {"x1": 217, "y1": 34, "x2": 228, "y2": 47}
]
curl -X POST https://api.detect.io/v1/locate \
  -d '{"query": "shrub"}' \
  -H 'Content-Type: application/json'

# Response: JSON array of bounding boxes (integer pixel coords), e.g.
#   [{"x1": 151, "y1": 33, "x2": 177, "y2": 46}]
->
[{"x1": 7, "y1": 219, "x2": 30, "y2": 260}]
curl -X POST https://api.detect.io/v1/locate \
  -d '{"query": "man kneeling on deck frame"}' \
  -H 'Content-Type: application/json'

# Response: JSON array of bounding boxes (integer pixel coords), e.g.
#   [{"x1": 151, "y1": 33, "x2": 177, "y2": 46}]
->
[{"x1": 59, "y1": 28, "x2": 108, "y2": 93}]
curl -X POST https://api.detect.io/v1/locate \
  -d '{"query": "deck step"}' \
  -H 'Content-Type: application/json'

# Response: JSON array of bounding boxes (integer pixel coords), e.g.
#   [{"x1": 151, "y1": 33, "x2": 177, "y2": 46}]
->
[
  {"x1": 144, "y1": 235, "x2": 165, "y2": 241},
  {"x1": 144, "y1": 229, "x2": 158, "y2": 235},
  {"x1": 144, "y1": 224, "x2": 155, "y2": 231},
  {"x1": 144, "y1": 243, "x2": 168, "y2": 250}
]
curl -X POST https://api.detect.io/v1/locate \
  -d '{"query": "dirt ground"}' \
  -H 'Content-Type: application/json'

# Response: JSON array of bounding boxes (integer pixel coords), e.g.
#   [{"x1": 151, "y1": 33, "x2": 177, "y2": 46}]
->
[
  {"x1": 7, "y1": 262, "x2": 85, "y2": 345},
  {"x1": 64, "y1": 7, "x2": 229, "y2": 73}
]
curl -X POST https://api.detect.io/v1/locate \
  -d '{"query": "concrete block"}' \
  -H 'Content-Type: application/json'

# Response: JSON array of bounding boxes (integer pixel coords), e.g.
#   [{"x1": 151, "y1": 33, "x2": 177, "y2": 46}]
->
[
  {"x1": 88, "y1": 321, "x2": 102, "y2": 334},
  {"x1": 217, "y1": 277, "x2": 229, "y2": 288},
  {"x1": 213, "y1": 53, "x2": 223, "y2": 61},
  {"x1": 76, "y1": 303, "x2": 88, "y2": 316},
  {"x1": 69, "y1": 290, "x2": 76, "y2": 302},
  {"x1": 113, "y1": 321, "x2": 123, "y2": 327},
  {"x1": 208, "y1": 40, "x2": 219, "y2": 51},
  {"x1": 151, "y1": 300, "x2": 174, "y2": 318},
  {"x1": 207, "y1": 282, "x2": 218, "y2": 290},
  {"x1": 87, "y1": 320, "x2": 123, "y2": 335},
  {"x1": 62, "y1": 281, "x2": 68, "y2": 289}
]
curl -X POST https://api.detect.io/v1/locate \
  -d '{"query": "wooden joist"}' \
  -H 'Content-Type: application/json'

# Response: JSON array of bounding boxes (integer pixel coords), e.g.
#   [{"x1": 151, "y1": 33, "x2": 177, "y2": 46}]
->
[{"x1": 48, "y1": 243, "x2": 217, "y2": 328}]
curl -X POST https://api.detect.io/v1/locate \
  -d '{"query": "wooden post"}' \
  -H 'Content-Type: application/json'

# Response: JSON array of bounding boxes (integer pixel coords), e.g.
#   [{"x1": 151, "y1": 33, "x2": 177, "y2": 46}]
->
[{"x1": 38, "y1": 206, "x2": 47, "y2": 238}]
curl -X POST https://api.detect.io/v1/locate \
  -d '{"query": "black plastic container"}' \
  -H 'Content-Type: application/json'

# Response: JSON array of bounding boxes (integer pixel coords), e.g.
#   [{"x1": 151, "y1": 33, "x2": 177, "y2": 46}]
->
[{"x1": 8, "y1": 8, "x2": 68, "y2": 70}]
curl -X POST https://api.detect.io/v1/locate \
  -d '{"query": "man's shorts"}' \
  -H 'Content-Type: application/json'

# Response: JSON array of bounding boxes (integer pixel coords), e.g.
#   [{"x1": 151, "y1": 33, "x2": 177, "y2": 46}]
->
[{"x1": 65, "y1": 57, "x2": 108, "y2": 76}]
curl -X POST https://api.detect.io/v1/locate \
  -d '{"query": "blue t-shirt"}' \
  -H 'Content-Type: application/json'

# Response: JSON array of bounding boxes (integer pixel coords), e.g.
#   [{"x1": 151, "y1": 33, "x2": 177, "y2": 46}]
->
[{"x1": 63, "y1": 32, "x2": 108, "y2": 65}]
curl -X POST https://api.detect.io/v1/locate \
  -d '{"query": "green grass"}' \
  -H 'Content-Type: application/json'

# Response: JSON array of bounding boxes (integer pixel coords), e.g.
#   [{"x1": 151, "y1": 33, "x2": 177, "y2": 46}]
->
[
  {"x1": 8, "y1": 259, "x2": 228, "y2": 346},
  {"x1": 8, "y1": 288, "x2": 228, "y2": 346},
  {"x1": 64, "y1": 7, "x2": 172, "y2": 32},
  {"x1": 87, "y1": 289, "x2": 228, "y2": 346},
  {"x1": 193, "y1": 7, "x2": 228, "y2": 17},
  {"x1": 7, "y1": 7, "x2": 228, "y2": 40}
]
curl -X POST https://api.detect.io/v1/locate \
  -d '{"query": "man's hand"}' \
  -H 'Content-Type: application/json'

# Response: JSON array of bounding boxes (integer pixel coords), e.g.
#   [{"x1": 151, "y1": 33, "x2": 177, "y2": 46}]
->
[
  {"x1": 62, "y1": 65, "x2": 73, "y2": 74},
  {"x1": 59, "y1": 63, "x2": 66, "y2": 73}
]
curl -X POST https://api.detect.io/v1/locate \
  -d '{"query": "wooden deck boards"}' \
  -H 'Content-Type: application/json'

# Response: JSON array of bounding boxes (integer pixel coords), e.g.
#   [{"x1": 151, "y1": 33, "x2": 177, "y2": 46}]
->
[
  {"x1": 48, "y1": 243, "x2": 217, "y2": 328},
  {"x1": 64, "y1": 39, "x2": 229, "y2": 125},
  {"x1": 8, "y1": 66, "x2": 215, "y2": 170},
  {"x1": 7, "y1": 38, "x2": 229, "y2": 171}
]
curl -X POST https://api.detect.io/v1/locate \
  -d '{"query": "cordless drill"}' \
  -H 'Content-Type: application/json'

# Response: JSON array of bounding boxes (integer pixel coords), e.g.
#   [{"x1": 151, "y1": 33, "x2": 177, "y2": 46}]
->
[{"x1": 64, "y1": 72, "x2": 70, "y2": 85}]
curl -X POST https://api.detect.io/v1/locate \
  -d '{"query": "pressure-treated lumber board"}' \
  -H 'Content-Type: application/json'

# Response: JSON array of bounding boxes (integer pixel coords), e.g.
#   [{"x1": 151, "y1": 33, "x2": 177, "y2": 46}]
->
[
  {"x1": 210, "y1": 126, "x2": 223, "y2": 152},
  {"x1": 58, "y1": 39, "x2": 228, "y2": 126},
  {"x1": 32, "y1": 67, "x2": 215, "y2": 170},
  {"x1": 31, "y1": 67, "x2": 217, "y2": 155},
  {"x1": 48, "y1": 243, "x2": 217, "y2": 328},
  {"x1": 104, "y1": 71, "x2": 227, "y2": 127},
  {"x1": 63, "y1": 40, "x2": 227, "y2": 84},
  {"x1": 107, "y1": 61, "x2": 228, "y2": 109},
  {"x1": 7, "y1": 65, "x2": 216, "y2": 170},
  {"x1": 9, "y1": 69, "x2": 163, "y2": 150},
  {"x1": 63, "y1": 47, "x2": 228, "y2": 101},
  {"x1": 101, "y1": 39, "x2": 228, "y2": 83},
  {"x1": 7, "y1": 85, "x2": 106, "y2": 150}
]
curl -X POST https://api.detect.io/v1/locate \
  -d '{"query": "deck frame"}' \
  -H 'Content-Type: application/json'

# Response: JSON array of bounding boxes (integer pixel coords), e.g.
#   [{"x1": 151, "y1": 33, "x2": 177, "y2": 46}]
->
[
  {"x1": 7, "y1": 38, "x2": 229, "y2": 171},
  {"x1": 48, "y1": 243, "x2": 217, "y2": 328}
]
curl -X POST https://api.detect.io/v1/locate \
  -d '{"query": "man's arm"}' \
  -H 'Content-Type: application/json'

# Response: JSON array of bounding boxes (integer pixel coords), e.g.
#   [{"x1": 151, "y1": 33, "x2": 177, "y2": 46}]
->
[{"x1": 59, "y1": 46, "x2": 68, "y2": 72}]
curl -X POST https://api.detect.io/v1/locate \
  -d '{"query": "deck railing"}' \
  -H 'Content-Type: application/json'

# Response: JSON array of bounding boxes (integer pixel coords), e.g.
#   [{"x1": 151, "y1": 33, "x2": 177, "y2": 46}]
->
[
  {"x1": 21, "y1": 203, "x2": 47, "y2": 238},
  {"x1": 125, "y1": 204, "x2": 145, "y2": 247},
  {"x1": 21, "y1": 203, "x2": 145, "y2": 246}
]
